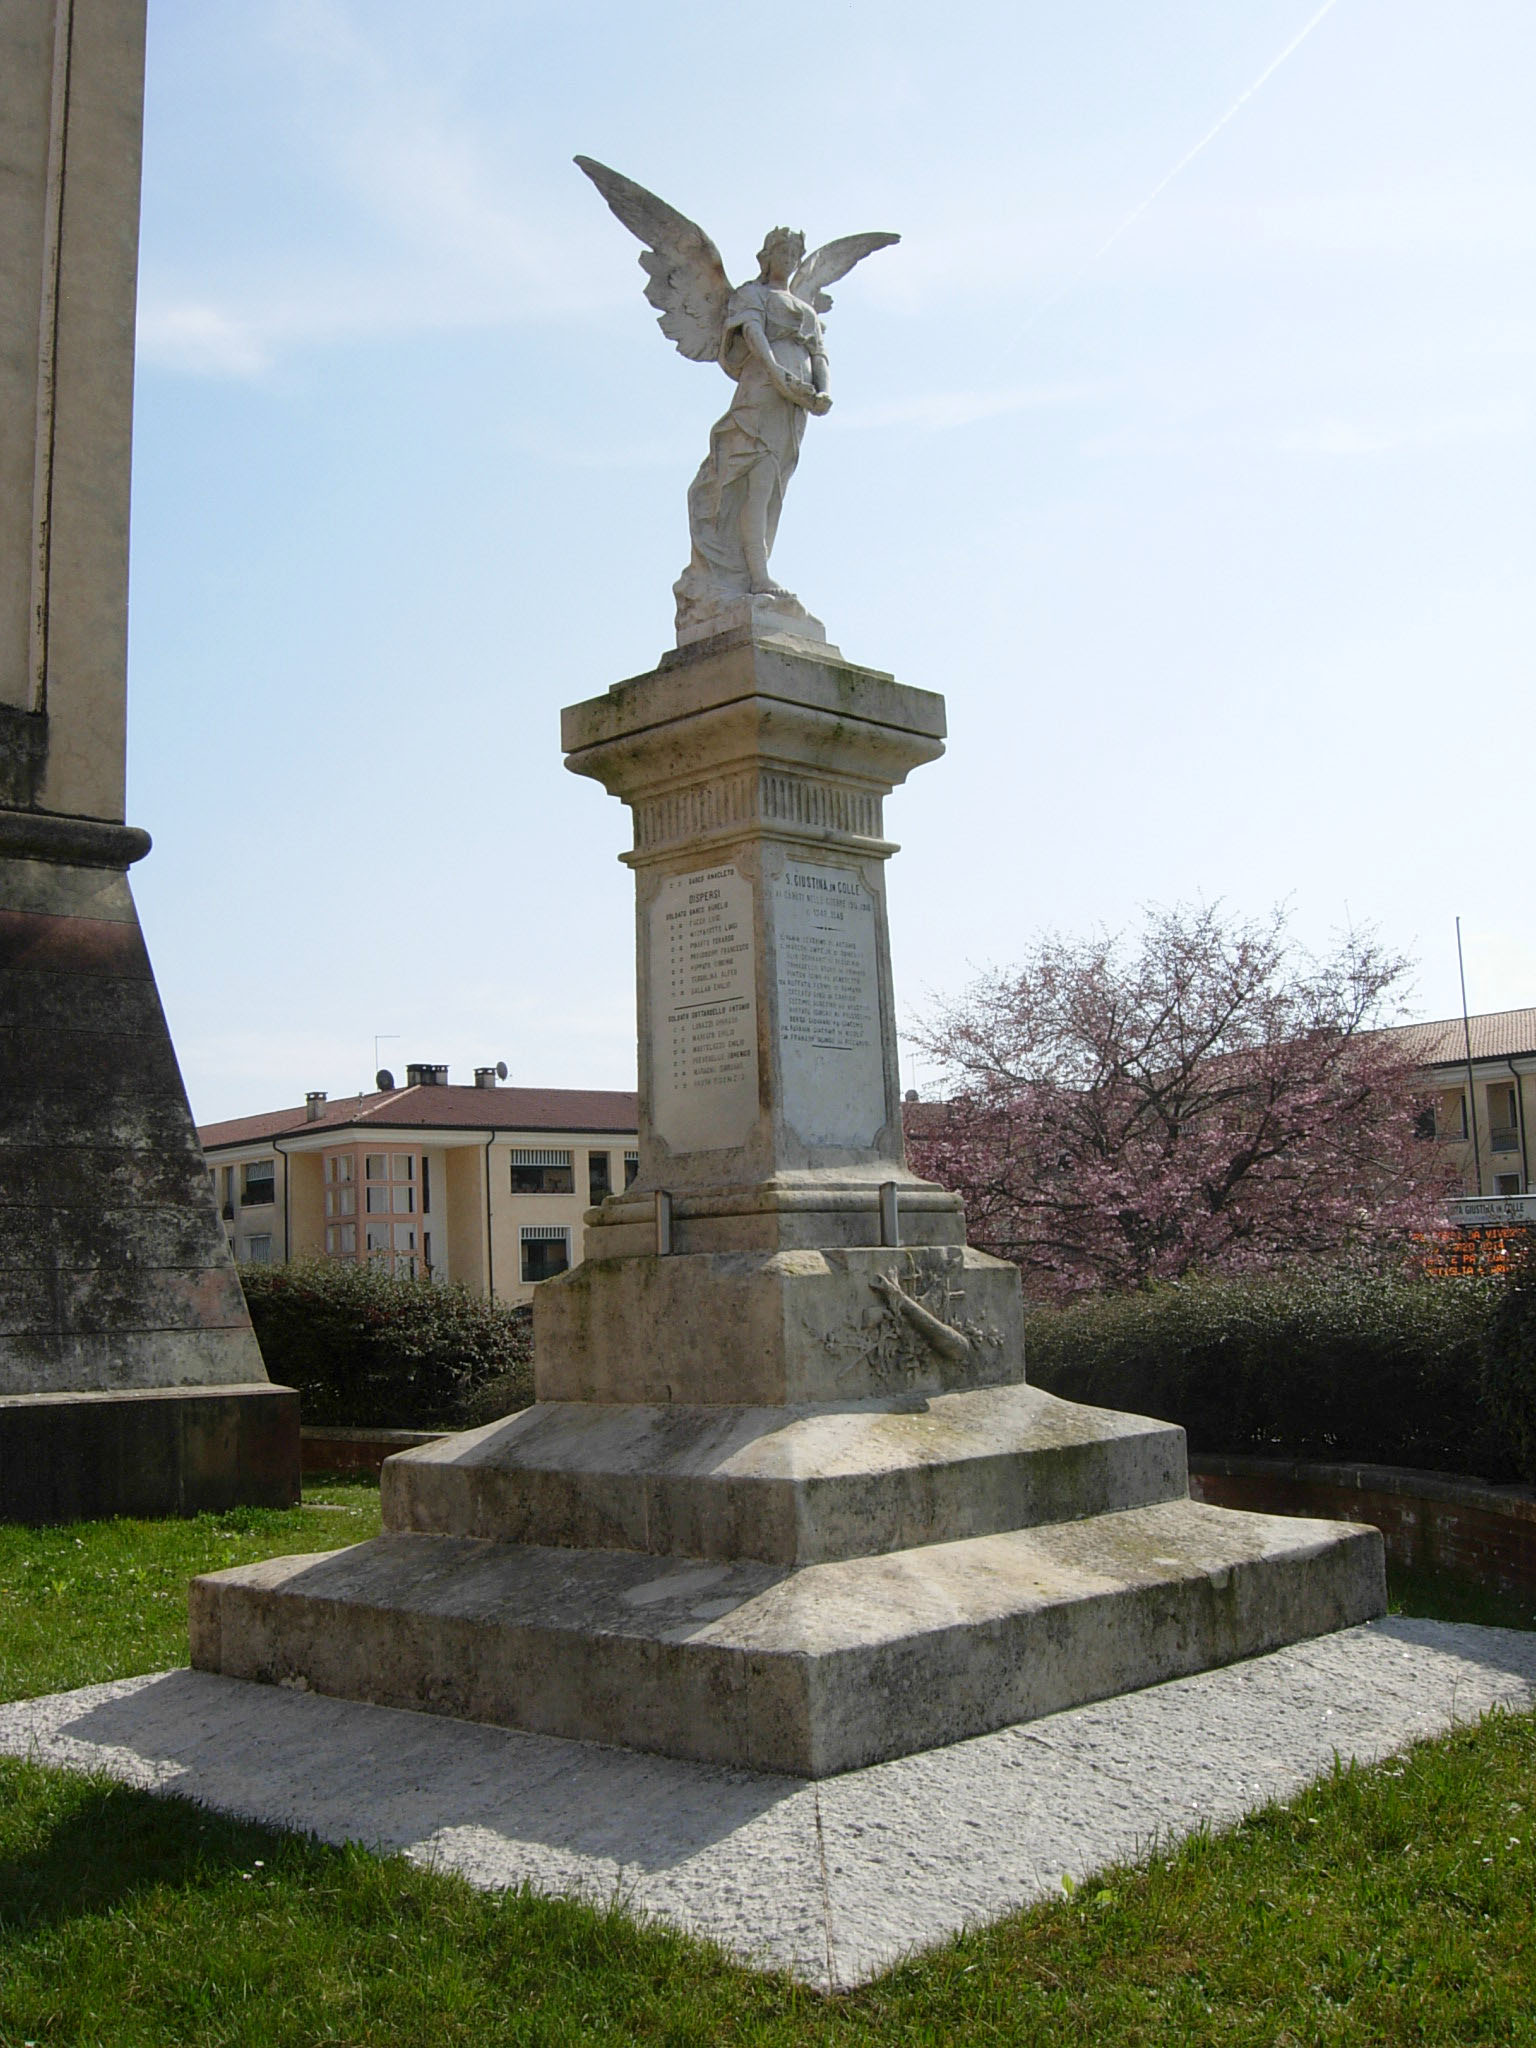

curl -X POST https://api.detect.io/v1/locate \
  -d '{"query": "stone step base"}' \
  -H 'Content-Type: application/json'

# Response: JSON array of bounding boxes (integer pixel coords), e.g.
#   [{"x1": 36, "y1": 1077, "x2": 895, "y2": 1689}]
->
[
  {"x1": 383, "y1": 1383, "x2": 1189, "y2": 1566},
  {"x1": 190, "y1": 1498, "x2": 1384, "y2": 1777}
]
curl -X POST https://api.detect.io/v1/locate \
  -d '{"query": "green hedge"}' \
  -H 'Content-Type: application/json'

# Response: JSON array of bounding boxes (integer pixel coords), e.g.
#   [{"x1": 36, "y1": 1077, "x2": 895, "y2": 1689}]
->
[
  {"x1": 1022, "y1": 1272, "x2": 1522, "y2": 1482},
  {"x1": 238, "y1": 1257, "x2": 1536, "y2": 1482},
  {"x1": 1482, "y1": 1255, "x2": 1536, "y2": 1484},
  {"x1": 239, "y1": 1261, "x2": 534, "y2": 1430}
]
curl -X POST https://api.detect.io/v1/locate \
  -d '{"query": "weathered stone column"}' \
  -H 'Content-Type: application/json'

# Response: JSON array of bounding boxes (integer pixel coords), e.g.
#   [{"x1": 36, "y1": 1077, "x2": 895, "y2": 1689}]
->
[{"x1": 0, "y1": 0, "x2": 297, "y2": 1521}]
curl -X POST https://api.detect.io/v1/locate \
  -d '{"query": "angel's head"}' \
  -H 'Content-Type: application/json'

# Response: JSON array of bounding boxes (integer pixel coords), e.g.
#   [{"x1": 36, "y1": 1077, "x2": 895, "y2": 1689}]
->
[{"x1": 756, "y1": 227, "x2": 805, "y2": 287}]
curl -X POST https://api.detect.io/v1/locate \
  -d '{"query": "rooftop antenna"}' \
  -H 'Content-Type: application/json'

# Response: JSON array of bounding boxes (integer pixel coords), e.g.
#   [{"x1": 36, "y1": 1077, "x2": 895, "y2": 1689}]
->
[
  {"x1": 373, "y1": 1034, "x2": 400, "y2": 1092},
  {"x1": 1455, "y1": 917, "x2": 1483, "y2": 1194}
]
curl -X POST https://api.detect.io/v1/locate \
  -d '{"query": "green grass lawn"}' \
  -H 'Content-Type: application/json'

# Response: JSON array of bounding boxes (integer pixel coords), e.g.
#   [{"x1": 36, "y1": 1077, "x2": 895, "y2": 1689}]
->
[
  {"x1": 1, "y1": 1491, "x2": 1534, "y2": 2045},
  {"x1": 0, "y1": 1481, "x2": 383, "y2": 1703}
]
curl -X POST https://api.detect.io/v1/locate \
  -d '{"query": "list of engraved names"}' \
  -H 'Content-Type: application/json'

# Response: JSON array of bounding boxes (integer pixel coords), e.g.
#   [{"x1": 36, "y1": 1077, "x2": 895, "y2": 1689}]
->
[
  {"x1": 648, "y1": 865, "x2": 759, "y2": 1153},
  {"x1": 771, "y1": 862, "x2": 886, "y2": 1148}
]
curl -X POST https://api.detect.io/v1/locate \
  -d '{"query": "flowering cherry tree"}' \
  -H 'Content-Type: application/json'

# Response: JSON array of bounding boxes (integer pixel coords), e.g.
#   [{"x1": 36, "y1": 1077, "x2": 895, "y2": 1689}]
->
[{"x1": 905, "y1": 905, "x2": 1452, "y2": 1302}]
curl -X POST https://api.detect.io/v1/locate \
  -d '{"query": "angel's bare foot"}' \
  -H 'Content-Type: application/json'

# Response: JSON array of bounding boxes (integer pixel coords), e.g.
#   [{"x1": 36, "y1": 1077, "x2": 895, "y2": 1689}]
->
[{"x1": 749, "y1": 578, "x2": 791, "y2": 598}]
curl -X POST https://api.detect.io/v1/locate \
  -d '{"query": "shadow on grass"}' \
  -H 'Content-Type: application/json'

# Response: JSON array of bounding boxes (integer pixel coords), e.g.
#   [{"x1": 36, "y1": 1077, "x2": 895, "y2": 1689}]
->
[
  {"x1": 0, "y1": 1757, "x2": 794, "y2": 2045},
  {"x1": 0, "y1": 1759, "x2": 316, "y2": 1939}
]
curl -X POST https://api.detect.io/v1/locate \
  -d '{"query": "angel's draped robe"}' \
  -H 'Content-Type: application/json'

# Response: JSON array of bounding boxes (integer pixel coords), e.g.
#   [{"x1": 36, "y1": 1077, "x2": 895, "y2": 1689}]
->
[{"x1": 675, "y1": 282, "x2": 825, "y2": 622}]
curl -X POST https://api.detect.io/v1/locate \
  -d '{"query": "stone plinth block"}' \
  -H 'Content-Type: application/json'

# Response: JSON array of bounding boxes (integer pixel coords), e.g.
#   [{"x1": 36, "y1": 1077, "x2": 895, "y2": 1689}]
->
[
  {"x1": 578, "y1": 1177, "x2": 965, "y2": 1261},
  {"x1": 533, "y1": 1243, "x2": 1025, "y2": 1406},
  {"x1": 0, "y1": 1382, "x2": 299, "y2": 1523},
  {"x1": 190, "y1": 1502, "x2": 1384, "y2": 1778},
  {"x1": 380, "y1": 1383, "x2": 1189, "y2": 1565}
]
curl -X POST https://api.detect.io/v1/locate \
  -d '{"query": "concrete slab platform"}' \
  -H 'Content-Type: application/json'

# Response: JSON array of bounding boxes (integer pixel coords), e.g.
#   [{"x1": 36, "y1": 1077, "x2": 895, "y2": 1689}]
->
[{"x1": 6, "y1": 1616, "x2": 1530, "y2": 1989}]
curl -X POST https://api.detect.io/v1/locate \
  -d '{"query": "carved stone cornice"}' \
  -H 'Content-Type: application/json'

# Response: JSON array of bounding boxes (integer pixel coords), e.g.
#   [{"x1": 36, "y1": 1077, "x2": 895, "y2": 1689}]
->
[{"x1": 563, "y1": 632, "x2": 942, "y2": 868}]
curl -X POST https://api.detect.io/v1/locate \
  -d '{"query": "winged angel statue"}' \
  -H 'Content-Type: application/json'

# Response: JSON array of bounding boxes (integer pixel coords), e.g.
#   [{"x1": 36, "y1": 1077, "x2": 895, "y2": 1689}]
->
[{"x1": 576, "y1": 157, "x2": 898, "y2": 643}]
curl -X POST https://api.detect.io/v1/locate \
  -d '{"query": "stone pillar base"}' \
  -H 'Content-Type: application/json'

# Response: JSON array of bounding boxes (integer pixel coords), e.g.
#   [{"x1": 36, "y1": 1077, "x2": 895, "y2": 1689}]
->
[
  {"x1": 533, "y1": 1242, "x2": 1027, "y2": 1405},
  {"x1": 0, "y1": 1383, "x2": 299, "y2": 1524},
  {"x1": 1, "y1": 810, "x2": 293, "y2": 1521}
]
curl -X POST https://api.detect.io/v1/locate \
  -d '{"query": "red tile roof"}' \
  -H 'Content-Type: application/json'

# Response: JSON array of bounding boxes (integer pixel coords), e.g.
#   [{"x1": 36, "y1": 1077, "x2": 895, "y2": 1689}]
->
[
  {"x1": 199, "y1": 1084, "x2": 639, "y2": 1151},
  {"x1": 197, "y1": 1105, "x2": 313, "y2": 1147},
  {"x1": 895, "y1": 1009, "x2": 1536, "y2": 1122},
  {"x1": 1385, "y1": 1008, "x2": 1536, "y2": 1068}
]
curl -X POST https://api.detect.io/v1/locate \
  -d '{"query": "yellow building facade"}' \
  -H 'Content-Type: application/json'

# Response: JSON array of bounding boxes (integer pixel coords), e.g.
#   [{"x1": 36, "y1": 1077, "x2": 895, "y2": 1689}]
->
[
  {"x1": 1391, "y1": 1007, "x2": 1536, "y2": 1223},
  {"x1": 198, "y1": 1067, "x2": 638, "y2": 1306}
]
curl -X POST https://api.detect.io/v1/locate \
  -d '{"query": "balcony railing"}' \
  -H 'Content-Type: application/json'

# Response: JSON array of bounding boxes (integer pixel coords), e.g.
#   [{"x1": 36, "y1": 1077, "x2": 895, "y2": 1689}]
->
[{"x1": 1489, "y1": 1127, "x2": 1520, "y2": 1154}]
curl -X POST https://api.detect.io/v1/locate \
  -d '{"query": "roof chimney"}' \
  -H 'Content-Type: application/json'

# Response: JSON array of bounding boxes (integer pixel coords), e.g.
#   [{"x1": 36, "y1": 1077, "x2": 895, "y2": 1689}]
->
[
  {"x1": 474, "y1": 1066, "x2": 498, "y2": 1089},
  {"x1": 305, "y1": 1091, "x2": 328, "y2": 1121},
  {"x1": 406, "y1": 1062, "x2": 448, "y2": 1088}
]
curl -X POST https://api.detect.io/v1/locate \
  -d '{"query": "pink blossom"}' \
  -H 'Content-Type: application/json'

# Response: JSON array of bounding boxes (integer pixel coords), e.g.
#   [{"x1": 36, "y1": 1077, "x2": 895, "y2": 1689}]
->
[{"x1": 906, "y1": 905, "x2": 1454, "y2": 1303}]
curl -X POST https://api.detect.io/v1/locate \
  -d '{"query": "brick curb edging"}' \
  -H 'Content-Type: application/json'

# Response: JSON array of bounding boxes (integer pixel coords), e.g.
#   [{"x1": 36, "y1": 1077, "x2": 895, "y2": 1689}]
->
[
  {"x1": 1189, "y1": 1454, "x2": 1536, "y2": 1598},
  {"x1": 301, "y1": 1426, "x2": 450, "y2": 1476}
]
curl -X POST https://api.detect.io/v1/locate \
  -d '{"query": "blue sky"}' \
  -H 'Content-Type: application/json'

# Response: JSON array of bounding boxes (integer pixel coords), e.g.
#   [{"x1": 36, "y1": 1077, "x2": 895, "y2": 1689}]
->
[{"x1": 124, "y1": 0, "x2": 1536, "y2": 1121}]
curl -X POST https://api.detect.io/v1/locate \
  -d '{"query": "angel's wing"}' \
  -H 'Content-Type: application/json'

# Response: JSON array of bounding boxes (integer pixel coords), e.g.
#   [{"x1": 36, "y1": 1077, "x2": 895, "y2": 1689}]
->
[
  {"x1": 790, "y1": 231, "x2": 900, "y2": 315},
  {"x1": 575, "y1": 156, "x2": 732, "y2": 365}
]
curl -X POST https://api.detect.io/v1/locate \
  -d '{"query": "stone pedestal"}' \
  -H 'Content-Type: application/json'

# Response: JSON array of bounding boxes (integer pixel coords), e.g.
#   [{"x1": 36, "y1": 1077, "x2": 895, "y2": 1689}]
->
[
  {"x1": 0, "y1": 1, "x2": 296, "y2": 1522},
  {"x1": 191, "y1": 624, "x2": 1382, "y2": 1772},
  {"x1": 562, "y1": 630, "x2": 959, "y2": 1256}
]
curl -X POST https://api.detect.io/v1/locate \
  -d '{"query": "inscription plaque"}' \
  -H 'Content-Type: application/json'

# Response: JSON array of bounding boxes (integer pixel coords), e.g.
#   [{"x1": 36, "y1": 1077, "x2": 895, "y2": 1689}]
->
[
  {"x1": 649, "y1": 865, "x2": 760, "y2": 1153},
  {"x1": 771, "y1": 862, "x2": 886, "y2": 1147}
]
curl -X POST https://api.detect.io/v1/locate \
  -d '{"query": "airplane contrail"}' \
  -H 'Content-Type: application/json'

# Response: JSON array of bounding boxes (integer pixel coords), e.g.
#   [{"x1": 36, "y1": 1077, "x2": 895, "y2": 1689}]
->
[{"x1": 1023, "y1": 0, "x2": 1343, "y2": 333}]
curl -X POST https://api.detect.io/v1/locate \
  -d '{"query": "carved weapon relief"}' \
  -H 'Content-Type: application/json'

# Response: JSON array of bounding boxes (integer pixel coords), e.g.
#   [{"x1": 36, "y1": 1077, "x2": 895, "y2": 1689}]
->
[
  {"x1": 870, "y1": 1269, "x2": 971, "y2": 1362},
  {"x1": 820, "y1": 1251, "x2": 1002, "y2": 1392}
]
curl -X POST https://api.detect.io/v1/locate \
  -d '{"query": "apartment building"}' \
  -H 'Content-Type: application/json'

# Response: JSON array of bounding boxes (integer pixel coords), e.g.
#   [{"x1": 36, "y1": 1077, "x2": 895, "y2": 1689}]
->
[
  {"x1": 1392, "y1": 1007, "x2": 1536, "y2": 1223},
  {"x1": 197, "y1": 1064, "x2": 638, "y2": 1305}
]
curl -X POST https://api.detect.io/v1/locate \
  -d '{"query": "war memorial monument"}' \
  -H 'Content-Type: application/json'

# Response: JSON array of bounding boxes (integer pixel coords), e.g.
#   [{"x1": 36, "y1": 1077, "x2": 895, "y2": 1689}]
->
[
  {"x1": 187, "y1": 159, "x2": 1385, "y2": 1773},
  {"x1": 0, "y1": 0, "x2": 296, "y2": 1522}
]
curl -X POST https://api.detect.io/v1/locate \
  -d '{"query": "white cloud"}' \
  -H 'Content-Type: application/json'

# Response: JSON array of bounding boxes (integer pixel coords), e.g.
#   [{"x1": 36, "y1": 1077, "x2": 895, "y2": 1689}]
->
[
  {"x1": 137, "y1": 2, "x2": 617, "y2": 378},
  {"x1": 1084, "y1": 397, "x2": 1532, "y2": 462},
  {"x1": 137, "y1": 303, "x2": 271, "y2": 377},
  {"x1": 833, "y1": 380, "x2": 1108, "y2": 433},
  {"x1": 1273, "y1": 403, "x2": 1532, "y2": 456}
]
